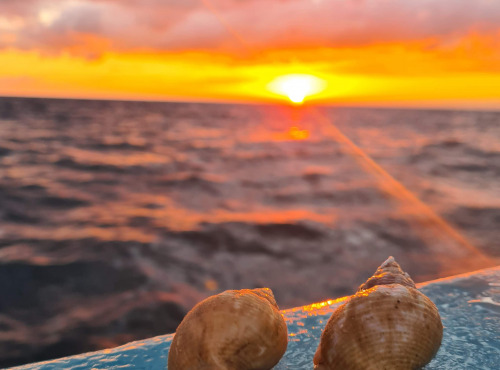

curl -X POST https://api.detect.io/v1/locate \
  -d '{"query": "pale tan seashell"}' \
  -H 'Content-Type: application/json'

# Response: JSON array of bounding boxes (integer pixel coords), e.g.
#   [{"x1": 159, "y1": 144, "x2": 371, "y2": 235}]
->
[
  {"x1": 314, "y1": 256, "x2": 443, "y2": 370},
  {"x1": 168, "y1": 287, "x2": 288, "y2": 370}
]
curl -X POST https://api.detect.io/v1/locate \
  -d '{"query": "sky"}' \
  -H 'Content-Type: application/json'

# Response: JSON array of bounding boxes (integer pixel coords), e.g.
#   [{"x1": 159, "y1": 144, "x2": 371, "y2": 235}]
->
[{"x1": 1, "y1": 0, "x2": 500, "y2": 108}]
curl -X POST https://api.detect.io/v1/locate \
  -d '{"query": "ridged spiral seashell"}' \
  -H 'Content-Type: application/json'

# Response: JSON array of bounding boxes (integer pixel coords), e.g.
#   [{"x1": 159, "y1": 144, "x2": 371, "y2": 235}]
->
[
  {"x1": 314, "y1": 257, "x2": 443, "y2": 370},
  {"x1": 168, "y1": 287, "x2": 288, "y2": 370}
]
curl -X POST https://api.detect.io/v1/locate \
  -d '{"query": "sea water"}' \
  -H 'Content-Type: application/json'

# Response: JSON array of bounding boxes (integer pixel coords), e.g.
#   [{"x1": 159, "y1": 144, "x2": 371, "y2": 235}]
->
[{"x1": 0, "y1": 97, "x2": 499, "y2": 366}]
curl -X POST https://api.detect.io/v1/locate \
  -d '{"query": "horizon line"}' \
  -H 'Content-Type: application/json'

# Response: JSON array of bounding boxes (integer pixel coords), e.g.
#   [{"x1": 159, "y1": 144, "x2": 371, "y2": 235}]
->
[{"x1": 1, "y1": 93, "x2": 499, "y2": 113}]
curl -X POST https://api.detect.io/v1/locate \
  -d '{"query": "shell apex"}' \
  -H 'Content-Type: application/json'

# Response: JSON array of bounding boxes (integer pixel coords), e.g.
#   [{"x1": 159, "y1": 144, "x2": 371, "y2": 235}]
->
[{"x1": 357, "y1": 256, "x2": 416, "y2": 292}]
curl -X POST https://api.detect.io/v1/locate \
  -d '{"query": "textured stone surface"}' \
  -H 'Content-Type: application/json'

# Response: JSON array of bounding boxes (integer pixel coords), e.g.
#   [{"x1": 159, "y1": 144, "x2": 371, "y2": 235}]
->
[{"x1": 11, "y1": 266, "x2": 500, "y2": 369}]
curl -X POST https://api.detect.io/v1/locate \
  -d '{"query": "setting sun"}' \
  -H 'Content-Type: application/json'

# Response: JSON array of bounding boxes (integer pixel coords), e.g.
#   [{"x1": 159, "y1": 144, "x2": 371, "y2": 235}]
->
[{"x1": 267, "y1": 74, "x2": 327, "y2": 104}]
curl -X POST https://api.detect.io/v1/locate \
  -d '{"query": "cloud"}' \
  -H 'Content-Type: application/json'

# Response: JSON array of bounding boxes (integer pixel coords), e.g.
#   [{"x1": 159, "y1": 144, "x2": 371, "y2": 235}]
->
[
  {"x1": 1, "y1": 0, "x2": 500, "y2": 59},
  {"x1": 0, "y1": 0, "x2": 44, "y2": 17}
]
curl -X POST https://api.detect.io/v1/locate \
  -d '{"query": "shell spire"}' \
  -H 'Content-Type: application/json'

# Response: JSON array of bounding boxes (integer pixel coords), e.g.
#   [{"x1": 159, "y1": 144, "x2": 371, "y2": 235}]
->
[
  {"x1": 251, "y1": 287, "x2": 279, "y2": 307},
  {"x1": 357, "y1": 256, "x2": 416, "y2": 292}
]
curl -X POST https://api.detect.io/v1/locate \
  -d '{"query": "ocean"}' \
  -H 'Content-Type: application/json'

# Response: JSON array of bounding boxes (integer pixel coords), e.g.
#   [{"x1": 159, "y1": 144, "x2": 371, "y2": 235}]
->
[{"x1": 0, "y1": 97, "x2": 499, "y2": 366}]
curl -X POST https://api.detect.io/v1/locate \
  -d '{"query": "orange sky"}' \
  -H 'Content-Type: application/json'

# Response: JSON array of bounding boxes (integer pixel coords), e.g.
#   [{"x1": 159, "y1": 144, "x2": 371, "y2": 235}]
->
[{"x1": 1, "y1": 0, "x2": 500, "y2": 108}]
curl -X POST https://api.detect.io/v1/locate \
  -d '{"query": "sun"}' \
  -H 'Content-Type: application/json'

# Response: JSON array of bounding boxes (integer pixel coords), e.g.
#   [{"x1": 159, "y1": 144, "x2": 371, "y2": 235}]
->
[{"x1": 267, "y1": 74, "x2": 326, "y2": 104}]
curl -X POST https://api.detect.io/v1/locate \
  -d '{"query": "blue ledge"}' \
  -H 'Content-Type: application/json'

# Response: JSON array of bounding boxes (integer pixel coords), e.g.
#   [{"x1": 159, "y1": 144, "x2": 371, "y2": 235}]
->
[{"x1": 11, "y1": 266, "x2": 500, "y2": 369}]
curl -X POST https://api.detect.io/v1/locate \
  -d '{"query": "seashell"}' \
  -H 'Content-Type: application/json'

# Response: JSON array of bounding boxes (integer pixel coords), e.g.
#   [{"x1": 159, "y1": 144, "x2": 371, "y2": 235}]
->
[
  {"x1": 313, "y1": 256, "x2": 443, "y2": 370},
  {"x1": 168, "y1": 287, "x2": 288, "y2": 370}
]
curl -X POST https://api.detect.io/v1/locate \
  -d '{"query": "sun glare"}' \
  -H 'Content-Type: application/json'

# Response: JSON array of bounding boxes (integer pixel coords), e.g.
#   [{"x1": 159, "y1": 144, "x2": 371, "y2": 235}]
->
[{"x1": 268, "y1": 74, "x2": 326, "y2": 104}]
